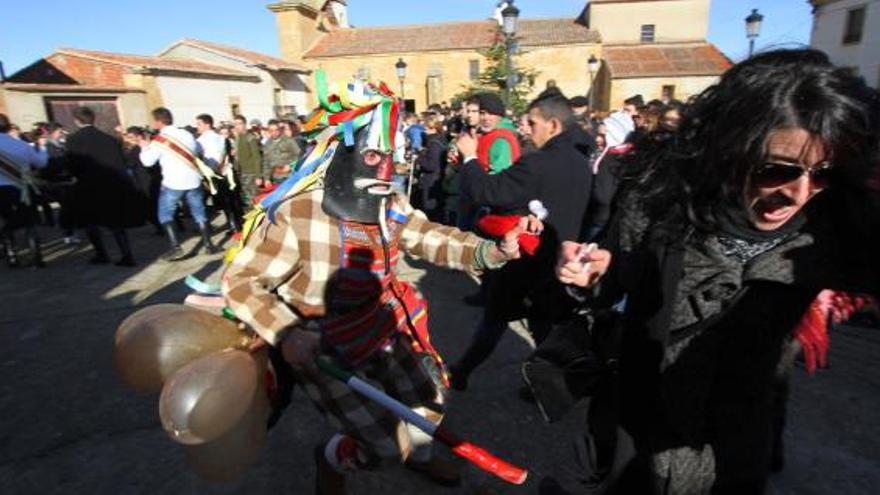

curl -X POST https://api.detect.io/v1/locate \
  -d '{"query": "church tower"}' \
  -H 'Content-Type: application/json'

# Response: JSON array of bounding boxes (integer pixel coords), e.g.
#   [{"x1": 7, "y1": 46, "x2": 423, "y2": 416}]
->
[
  {"x1": 583, "y1": 0, "x2": 711, "y2": 44},
  {"x1": 268, "y1": 1, "x2": 348, "y2": 64}
]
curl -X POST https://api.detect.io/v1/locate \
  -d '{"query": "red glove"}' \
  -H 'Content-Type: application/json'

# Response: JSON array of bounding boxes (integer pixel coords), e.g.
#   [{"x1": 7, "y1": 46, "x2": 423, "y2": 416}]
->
[
  {"x1": 794, "y1": 295, "x2": 831, "y2": 374},
  {"x1": 477, "y1": 214, "x2": 540, "y2": 256},
  {"x1": 793, "y1": 290, "x2": 873, "y2": 374}
]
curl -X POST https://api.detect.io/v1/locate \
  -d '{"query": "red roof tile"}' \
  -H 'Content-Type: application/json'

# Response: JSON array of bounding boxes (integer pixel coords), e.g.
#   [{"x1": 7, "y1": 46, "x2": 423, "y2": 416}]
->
[
  {"x1": 165, "y1": 39, "x2": 309, "y2": 72},
  {"x1": 603, "y1": 43, "x2": 732, "y2": 78},
  {"x1": 1, "y1": 82, "x2": 145, "y2": 93},
  {"x1": 56, "y1": 48, "x2": 255, "y2": 78},
  {"x1": 304, "y1": 18, "x2": 600, "y2": 58}
]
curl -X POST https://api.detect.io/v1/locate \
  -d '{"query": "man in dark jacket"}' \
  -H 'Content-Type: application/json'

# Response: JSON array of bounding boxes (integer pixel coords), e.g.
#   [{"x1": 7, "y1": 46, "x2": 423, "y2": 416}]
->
[
  {"x1": 66, "y1": 107, "x2": 143, "y2": 266},
  {"x1": 449, "y1": 90, "x2": 593, "y2": 389}
]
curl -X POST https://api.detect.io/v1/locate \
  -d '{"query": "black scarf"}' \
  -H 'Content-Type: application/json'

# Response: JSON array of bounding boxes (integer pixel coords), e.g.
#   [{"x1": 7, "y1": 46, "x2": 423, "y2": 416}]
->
[{"x1": 713, "y1": 202, "x2": 805, "y2": 264}]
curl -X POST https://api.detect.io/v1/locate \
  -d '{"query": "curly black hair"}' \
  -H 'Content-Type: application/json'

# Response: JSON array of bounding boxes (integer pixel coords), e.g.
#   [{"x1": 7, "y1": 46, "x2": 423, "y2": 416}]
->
[{"x1": 625, "y1": 48, "x2": 880, "y2": 237}]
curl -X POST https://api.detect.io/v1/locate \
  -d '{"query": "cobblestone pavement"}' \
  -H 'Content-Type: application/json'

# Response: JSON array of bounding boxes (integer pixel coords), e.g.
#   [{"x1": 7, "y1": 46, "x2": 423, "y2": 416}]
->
[{"x1": 0, "y1": 222, "x2": 878, "y2": 494}]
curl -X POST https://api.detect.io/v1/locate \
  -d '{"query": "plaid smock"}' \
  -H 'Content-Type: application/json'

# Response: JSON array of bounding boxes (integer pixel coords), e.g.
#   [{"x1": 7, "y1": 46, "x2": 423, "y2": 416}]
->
[
  {"x1": 222, "y1": 188, "x2": 496, "y2": 463},
  {"x1": 222, "y1": 188, "x2": 489, "y2": 350}
]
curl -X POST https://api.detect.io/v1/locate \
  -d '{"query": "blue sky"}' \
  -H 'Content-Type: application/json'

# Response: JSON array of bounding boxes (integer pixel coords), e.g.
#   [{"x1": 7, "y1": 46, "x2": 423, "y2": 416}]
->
[{"x1": 0, "y1": 0, "x2": 813, "y2": 75}]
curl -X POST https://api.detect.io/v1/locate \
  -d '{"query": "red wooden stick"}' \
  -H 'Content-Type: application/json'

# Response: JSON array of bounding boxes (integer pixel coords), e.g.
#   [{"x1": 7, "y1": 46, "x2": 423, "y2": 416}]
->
[{"x1": 435, "y1": 426, "x2": 528, "y2": 485}]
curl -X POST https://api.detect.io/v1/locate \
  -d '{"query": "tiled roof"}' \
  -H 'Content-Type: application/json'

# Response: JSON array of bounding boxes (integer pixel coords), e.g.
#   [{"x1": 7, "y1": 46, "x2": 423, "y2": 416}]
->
[
  {"x1": 0, "y1": 82, "x2": 145, "y2": 93},
  {"x1": 304, "y1": 18, "x2": 600, "y2": 58},
  {"x1": 165, "y1": 39, "x2": 309, "y2": 72},
  {"x1": 56, "y1": 48, "x2": 255, "y2": 78},
  {"x1": 603, "y1": 43, "x2": 732, "y2": 78}
]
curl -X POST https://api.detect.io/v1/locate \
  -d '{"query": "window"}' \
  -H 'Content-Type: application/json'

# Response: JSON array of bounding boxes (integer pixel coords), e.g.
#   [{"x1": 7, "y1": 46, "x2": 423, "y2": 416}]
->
[
  {"x1": 469, "y1": 59, "x2": 480, "y2": 81},
  {"x1": 843, "y1": 7, "x2": 866, "y2": 44},
  {"x1": 356, "y1": 66, "x2": 371, "y2": 81},
  {"x1": 661, "y1": 85, "x2": 675, "y2": 102},
  {"x1": 640, "y1": 24, "x2": 655, "y2": 43}
]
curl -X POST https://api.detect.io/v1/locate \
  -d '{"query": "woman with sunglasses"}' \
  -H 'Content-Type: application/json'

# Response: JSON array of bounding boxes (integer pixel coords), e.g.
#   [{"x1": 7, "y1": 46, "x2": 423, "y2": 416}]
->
[{"x1": 549, "y1": 49, "x2": 880, "y2": 494}]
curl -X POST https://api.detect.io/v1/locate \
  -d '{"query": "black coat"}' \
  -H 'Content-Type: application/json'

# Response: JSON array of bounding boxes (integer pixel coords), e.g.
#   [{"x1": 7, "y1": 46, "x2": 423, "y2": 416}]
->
[
  {"x1": 460, "y1": 127, "x2": 593, "y2": 245},
  {"x1": 586, "y1": 191, "x2": 880, "y2": 493},
  {"x1": 66, "y1": 126, "x2": 145, "y2": 228},
  {"x1": 460, "y1": 128, "x2": 594, "y2": 322}
]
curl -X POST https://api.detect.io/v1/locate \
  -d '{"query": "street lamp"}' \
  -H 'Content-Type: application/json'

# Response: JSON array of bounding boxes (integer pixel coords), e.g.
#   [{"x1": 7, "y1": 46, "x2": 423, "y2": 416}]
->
[
  {"x1": 745, "y1": 8, "x2": 764, "y2": 58},
  {"x1": 501, "y1": 1, "x2": 520, "y2": 103},
  {"x1": 587, "y1": 54, "x2": 599, "y2": 108},
  {"x1": 395, "y1": 58, "x2": 407, "y2": 98}
]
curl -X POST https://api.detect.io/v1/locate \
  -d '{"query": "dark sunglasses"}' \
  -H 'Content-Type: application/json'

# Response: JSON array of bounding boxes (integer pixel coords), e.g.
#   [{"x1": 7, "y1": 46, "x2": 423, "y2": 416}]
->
[{"x1": 752, "y1": 161, "x2": 835, "y2": 190}]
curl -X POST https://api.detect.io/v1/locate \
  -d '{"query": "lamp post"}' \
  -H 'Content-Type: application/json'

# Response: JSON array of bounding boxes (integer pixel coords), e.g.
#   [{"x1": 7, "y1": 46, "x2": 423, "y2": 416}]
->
[
  {"x1": 587, "y1": 54, "x2": 599, "y2": 109},
  {"x1": 395, "y1": 58, "x2": 407, "y2": 98},
  {"x1": 745, "y1": 8, "x2": 764, "y2": 58},
  {"x1": 501, "y1": 1, "x2": 520, "y2": 104}
]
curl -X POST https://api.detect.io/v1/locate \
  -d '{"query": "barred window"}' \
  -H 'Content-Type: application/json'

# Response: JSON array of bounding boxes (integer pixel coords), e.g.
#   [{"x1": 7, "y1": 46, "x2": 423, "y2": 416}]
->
[
  {"x1": 469, "y1": 60, "x2": 480, "y2": 81},
  {"x1": 640, "y1": 24, "x2": 655, "y2": 43},
  {"x1": 842, "y1": 7, "x2": 865, "y2": 45}
]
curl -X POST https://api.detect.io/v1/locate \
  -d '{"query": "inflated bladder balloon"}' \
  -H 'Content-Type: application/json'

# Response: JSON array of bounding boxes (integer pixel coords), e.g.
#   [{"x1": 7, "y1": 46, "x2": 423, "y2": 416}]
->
[
  {"x1": 113, "y1": 304, "x2": 245, "y2": 392},
  {"x1": 159, "y1": 349, "x2": 263, "y2": 445},
  {"x1": 160, "y1": 349, "x2": 270, "y2": 480},
  {"x1": 116, "y1": 304, "x2": 186, "y2": 339},
  {"x1": 183, "y1": 383, "x2": 269, "y2": 480}
]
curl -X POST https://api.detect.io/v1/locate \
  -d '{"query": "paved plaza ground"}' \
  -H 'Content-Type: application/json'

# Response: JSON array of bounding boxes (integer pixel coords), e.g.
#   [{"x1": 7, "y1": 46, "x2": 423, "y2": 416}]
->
[{"x1": 0, "y1": 221, "x2": 878, "y2": 494}]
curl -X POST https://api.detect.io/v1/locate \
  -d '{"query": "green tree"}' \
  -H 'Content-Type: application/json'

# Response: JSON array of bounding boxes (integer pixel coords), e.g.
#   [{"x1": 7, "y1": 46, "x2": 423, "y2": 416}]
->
[{"x1": 452, "y1": 28, "x2": 539, "y2": 115}]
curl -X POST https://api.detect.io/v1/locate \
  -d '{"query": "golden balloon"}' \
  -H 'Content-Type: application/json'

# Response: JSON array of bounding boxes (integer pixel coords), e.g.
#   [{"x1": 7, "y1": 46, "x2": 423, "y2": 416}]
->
[
  {"x1": 162, "y1": 349, "x2": 270, "y2": 480},
  {"x1": 158, "y1": 349, "x2": 263, "y2": 445},
  {"x1": 113, "y1": 304, "x2": 244, "y2": 392}
]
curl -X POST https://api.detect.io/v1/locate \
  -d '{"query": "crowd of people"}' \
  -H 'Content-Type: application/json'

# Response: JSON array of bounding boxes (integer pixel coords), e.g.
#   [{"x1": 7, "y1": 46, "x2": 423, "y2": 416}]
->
[
  {"x1": 4, "y1": 46, "x2": 880, "y2": 495},
  {"x1": 0, "y1": 107, "x2": 311, "y2": 268}
]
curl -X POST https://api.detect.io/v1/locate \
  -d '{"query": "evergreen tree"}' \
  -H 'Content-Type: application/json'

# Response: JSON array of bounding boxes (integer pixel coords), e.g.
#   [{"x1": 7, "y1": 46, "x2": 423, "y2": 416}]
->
[{"x1": 452, "y1": 28, "x2": 539, "y2": 115}]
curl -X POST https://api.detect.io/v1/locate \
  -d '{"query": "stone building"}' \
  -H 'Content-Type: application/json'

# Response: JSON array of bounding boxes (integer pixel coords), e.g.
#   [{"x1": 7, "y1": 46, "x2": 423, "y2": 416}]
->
[
  {"x1": 269, "y1": 0, "x2": 731, "y2": 111},
  {"x1": 0, "y1": 41, "x2": 309, "y2": 131},
  {"x1": 810, "y1": 0, "x2": 879, "y2": 88}
]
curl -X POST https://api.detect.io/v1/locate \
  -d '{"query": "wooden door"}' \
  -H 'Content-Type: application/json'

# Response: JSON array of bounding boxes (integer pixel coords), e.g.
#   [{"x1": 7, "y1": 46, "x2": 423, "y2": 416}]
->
[{"x1": 45, "y1": 97, "x2": 121, "y2": 134}]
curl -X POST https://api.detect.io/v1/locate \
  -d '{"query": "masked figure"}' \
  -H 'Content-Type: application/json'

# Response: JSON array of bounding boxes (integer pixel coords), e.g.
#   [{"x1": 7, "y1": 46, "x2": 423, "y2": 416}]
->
[{"x1": 222, "y1": 72, "x2": 526, "y2": 494}]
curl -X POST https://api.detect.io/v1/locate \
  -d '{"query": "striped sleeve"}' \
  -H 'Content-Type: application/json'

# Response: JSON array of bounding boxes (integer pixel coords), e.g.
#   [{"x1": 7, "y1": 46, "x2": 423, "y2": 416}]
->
[
  {"x1": 398, "y1": 206, "x2": 486, "y2": 271},
  {"x1": 222, "y1": 209, "x2": 302, "y2": 346}
]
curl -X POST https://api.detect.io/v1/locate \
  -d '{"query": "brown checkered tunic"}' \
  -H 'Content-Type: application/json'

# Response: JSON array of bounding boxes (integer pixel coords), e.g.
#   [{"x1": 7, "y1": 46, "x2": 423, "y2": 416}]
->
[{"x1": 222, "y1": 189, "x2": 490, "y2": 346}]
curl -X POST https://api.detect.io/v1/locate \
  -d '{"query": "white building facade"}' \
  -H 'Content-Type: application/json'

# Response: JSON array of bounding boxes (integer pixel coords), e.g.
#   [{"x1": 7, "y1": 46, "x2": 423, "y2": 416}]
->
[{"x1": 811, "y1": 0, "x2": 880, "y2": 88}]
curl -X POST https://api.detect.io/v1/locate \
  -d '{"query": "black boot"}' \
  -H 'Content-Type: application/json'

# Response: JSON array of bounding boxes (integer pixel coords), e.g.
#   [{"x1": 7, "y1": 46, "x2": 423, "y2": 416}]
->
[
  {"x1": 85, "y1": 226, "x2": 110, "y2": 264},
  {"x1": 199, "y1": 223, "x2": 220, "y2": 255},
  {"x1": 26, "y1": 227, "x2": 45, "y2": 268},
  {"x1": 161, "y1": 223, "x2": 185, "y2": 261},
  {"x1": 226, "y1": 209, "x2": 242, "y2": 233},
  {"x1": 111, "y1": 229, "x2": 136, "y2": 267},
  {"x1": 2, "y1": 231, "x2": 18, "y2": 268}
]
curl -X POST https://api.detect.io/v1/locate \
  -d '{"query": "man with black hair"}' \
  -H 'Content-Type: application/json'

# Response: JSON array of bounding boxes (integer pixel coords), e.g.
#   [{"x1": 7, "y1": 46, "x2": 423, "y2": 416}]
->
[
  {"x1": 569, "y1": 95, "x2": 590, "y2": 117},
  {"x1": 139, "y1": 107, "x2": 218, "y2": 261},
  {"x1": 262, "y1": 118, "x2": 300, "y2": 184},
  {"x1": 232, "y1": 114, "x2": 263, "y2": 206},
  {"x1": 66, "y1": 106, "x2": 142, "y2": 266},
  {"x1": 448, "y1": 90, "x2": 593, "y2": 389},
  {"x1": 622, "y1": 94, "x2": 644, "y2": 116},
  {"x1": 196, "y1": 113, "x2": 242, "y2": 232},
  {"x1": 0, "y1": 113, "x2": 48, "y2": 267}
]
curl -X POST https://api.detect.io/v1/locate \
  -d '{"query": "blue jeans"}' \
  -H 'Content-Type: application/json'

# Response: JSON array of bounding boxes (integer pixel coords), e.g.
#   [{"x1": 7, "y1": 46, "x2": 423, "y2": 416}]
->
[{"x1": 158, "y1": 186, "x2": 206, "y2": 225}]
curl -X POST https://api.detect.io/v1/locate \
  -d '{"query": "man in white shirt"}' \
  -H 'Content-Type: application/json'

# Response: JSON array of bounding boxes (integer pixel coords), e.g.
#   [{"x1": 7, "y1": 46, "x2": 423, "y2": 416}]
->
[
  {"x1": 139, "y1": 107, "x2": 218, "y2": 261},
  {"x1": 0, "y1": 113, "x2": 49, "y2": 267},
  {"x1": 195, "y1": 113, "x2": 242, "y2": 232}
]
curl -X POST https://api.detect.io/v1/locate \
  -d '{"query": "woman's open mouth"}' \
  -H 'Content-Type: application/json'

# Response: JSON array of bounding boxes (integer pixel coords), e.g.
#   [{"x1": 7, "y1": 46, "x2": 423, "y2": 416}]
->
[{"x1": 754, "y1": 196, "x2": 797, "y2": 225}]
